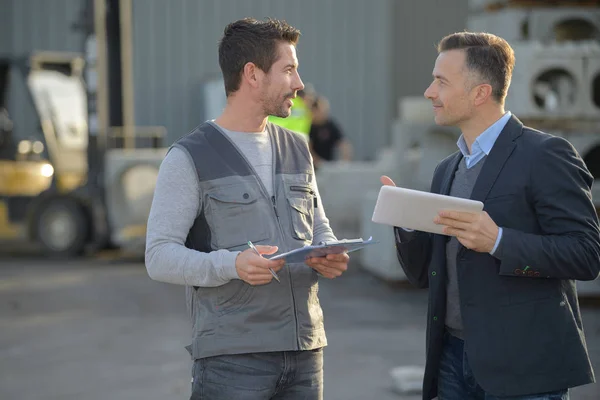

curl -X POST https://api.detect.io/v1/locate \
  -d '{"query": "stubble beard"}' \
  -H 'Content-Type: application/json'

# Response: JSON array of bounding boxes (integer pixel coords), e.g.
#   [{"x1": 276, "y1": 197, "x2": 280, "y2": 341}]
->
[{"x1": 264, "y1": 93, "x2": 293, "y2": 118}]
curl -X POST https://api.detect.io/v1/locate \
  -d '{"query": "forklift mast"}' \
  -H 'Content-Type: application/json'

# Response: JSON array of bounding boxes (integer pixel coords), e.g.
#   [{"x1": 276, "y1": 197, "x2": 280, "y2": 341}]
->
[{"x1": 74, "y1": 0, "x2": 128, "y2": 194}]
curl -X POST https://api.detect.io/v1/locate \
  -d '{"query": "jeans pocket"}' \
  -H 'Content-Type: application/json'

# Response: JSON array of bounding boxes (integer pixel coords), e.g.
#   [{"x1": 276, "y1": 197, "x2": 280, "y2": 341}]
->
[{"x1": 203, "y1": 354, "x2": 278, "y2": 392}]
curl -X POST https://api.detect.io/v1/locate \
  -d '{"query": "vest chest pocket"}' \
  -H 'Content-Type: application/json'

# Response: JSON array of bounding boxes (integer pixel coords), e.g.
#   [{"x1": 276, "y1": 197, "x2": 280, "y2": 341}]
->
[
  {"x1": 286, "y1": 185, "x2": 314, "y2": 242},
  {"x1": 206, "y1": 186, "x2": 268, "y2": 249}
]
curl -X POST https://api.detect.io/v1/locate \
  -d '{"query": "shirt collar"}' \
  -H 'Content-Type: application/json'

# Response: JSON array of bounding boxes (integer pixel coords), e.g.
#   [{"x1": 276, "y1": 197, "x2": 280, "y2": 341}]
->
[{"x1": 456, "y1": 111, "x2": 512, "y2": 157}]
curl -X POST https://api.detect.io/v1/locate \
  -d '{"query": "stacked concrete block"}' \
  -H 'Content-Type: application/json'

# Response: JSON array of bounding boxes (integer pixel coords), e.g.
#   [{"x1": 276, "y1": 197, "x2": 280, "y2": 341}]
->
[
  {"x1": 351, "y1": 96, "x2": 459, "y2": 282},
  {"x1": 359, "y1": 189, "x2": 407, "y2": 282},
  {"x1": 397, "y1": 97, "x2": 435, "y2": 126},
  {"x1": 468, "y1": 8, "x2": 531, "y2": 42},
  {"x1": 467, "y1": 4, "x2": 600, "y2": 122},
  {"x1": 557, "y1": 130, "x2": 600, "y2": 160},
  {"x1": 505, "y1": 41, "x2": 600, "y2": 119},
  {"x1": 317, "y1": 157, "x2": 398, "y2": 241},
  {"x1": 464, "y1": 3, "x2": 600, "y2": 298},
  {"x1": 528, "y1": 8, "x2": 600, "y2": 42},
  {"x1": 414, "y1": 126, "x2": 460, "y2": 191},
  {"x1": 394, "y1": 98, "x2": 460, "y2": 190},
  {"x1": 317, "y1": 97, "x2": 433, "y2": 243},
  {"x1": 394, "y1": 97, "x2": 457, "y2": 189},
  {"x1": 585, "y1": 53, "x2": 600, "y2": 116},
  {"x1": 468, "y1": 8, "x2": 600, "y2": 43}
]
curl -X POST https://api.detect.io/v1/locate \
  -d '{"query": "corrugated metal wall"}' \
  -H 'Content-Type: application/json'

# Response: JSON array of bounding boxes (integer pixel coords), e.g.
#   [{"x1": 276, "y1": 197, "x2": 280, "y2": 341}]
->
[
  {"x1": 0, "y1": 0, "x2": 14, "y2": 54},
  {"x1": 392, "y1": 1, "x2": 470, "y2": 115},
  {"x1": 1, "y1": 0, "x2": 469, "y2": 161},
  {"x1": 0, "y1": 0, "x2": 87, "y2": 145},
  {"x1": 2, "y1": 0, "x2": 87, "y2": 54},
  {"x1": 131, "y1": 0, "x2": 395, "y2": 160}
]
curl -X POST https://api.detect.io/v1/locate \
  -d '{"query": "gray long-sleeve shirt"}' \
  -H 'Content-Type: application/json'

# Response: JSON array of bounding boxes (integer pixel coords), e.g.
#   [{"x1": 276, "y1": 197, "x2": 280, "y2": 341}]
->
[{"x1": 145, "y1": 125, "x2": 336, "y2": 288}]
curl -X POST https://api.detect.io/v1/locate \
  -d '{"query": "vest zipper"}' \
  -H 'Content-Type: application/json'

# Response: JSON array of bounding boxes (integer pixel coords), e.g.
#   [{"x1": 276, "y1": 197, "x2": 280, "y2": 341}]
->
[
  {"x1": 271, "y1": 196, "x2": 279, "y2": 218},
  {"x1": 216, "y1": 124, "x2": 301, "y2": 351},
  {"x1": 290, "y1": 185, "x2": 314, "y2": 195},
  {"x1": 272, "y1": 194, "x2": 300, "y2": 351},
  {"x1": 290, "y1": 185, "x2": 318, "y2": 208},
  {"x1": 267, "y1": 131, "x2": 300, "y2": 351}
]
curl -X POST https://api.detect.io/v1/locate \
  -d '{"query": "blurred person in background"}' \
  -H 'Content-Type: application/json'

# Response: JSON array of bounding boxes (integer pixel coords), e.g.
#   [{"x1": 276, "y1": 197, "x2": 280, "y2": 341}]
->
[
  {"x1": 383, "y1": 31, "x2": 600, "y2": 400},
  {"x1": 145, "y1": 17, "x2": 349, "y2": 400},
  {"x1": 308, "y1": 95, "x2": 352, "y2": 169}
]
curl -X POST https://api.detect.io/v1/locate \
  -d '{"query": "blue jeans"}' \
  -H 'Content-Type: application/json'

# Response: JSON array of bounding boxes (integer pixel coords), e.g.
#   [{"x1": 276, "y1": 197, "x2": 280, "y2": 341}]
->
[
  {"x1": 438, "y1": 332, "x2": 569, "y2": 400},
  {"x1": 190, "y1": 348, "x2": 323, "y2": 400}
]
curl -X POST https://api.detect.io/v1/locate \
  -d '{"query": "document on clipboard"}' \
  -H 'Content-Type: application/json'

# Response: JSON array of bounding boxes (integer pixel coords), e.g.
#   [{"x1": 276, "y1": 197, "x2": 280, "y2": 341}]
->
[{"x1": 269, "y1": 237, "x2": 377, "y2": 264}]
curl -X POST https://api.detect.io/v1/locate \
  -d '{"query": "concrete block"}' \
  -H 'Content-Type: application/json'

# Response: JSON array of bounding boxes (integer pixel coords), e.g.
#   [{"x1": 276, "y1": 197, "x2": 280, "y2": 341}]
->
[
  {"x1": 391, "y1": 121, "x2": 458, "y2": 190},
  {"x1": 584, "y1": 55, "x2": 600, "y2": 118},
  {"x1": 528, "y1": 8, "x2": 600, "y2": 43},
  {"x1": 467, "y1": 8, "x2": 529, "y2": 43},
  {"x1": 414, "y1": 127, "x2": 459, "y2": 191},
  {"x1": 398, "y1": 97, "x2": 434, "y2": 125},
  {"x1": 557, "y1": 131, "x2": 600, "y2": 162},
  {"x1": 468, "y1": 8, "x2": 600, "y2": 43},
  {"x1": 507, "y1": 42, "x2": 591, "y2": 119},
  {"x1": 359, "y1": 190, "x2": 407, "y2": 282},
  {"x1": 317, "y1": 160, "x2": 396, "y2": 240}
]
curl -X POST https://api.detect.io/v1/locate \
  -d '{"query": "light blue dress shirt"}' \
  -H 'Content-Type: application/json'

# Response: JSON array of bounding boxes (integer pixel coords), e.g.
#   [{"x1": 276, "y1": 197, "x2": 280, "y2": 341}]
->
[{"x1": 456, "y1": 111, "x2": 512, "y2": 255}]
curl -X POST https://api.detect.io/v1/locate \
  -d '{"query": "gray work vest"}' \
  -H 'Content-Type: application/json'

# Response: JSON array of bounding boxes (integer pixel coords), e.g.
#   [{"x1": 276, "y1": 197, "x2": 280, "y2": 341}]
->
[{"x1": 173, "y1": 121, "x2": 326, "y2": 360}]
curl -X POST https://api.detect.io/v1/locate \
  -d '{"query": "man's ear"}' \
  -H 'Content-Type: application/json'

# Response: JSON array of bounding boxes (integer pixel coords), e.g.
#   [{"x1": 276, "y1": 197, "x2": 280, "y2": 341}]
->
[
  {"x1": 242, "y1": 62, "x2": 263, "y2": 89},
  {"x1": 473, "y1": 83, "x2": 493, "y2": 106}
]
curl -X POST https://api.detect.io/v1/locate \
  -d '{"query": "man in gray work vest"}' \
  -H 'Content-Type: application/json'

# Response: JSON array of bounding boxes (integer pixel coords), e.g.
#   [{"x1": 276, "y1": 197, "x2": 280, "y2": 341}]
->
[{"x1": 145, "y1": 17, "x2": 349, "y2": 400}]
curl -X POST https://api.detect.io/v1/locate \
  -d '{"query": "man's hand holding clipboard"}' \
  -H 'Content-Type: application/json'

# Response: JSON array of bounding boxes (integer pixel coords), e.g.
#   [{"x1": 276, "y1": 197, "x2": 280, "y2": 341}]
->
[
  {"x1": 268, "y1": 237, "x2": 377, "y2": 279},
  {"x1": 305, "y1": 252, "x2": 350, "y2": 279}
]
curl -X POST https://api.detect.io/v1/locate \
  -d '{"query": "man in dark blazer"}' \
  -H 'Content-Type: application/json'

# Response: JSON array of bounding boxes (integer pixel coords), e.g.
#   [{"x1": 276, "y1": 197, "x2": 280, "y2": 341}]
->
[{"x1": 382, "y1": 32, "x2": 600, "y2": 400}]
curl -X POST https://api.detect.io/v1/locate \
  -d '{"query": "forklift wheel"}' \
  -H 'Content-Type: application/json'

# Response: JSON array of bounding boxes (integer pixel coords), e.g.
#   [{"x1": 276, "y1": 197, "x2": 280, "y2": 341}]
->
[{"x1": 35, "y1": 198, "x2": 88, "y2": 258}]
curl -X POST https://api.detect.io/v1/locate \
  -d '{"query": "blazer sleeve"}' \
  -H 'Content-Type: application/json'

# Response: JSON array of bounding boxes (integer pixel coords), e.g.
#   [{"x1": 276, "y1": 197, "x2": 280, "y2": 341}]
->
[
  {"x1": 496, "y1": 136, "x2": 600, "y2": 281},
  {"x1": 394, "y1": 228, "x2": 432, "y2": 288},
  {"x1": 393, "y1": 162, "x2": 447, "y2": 289}
]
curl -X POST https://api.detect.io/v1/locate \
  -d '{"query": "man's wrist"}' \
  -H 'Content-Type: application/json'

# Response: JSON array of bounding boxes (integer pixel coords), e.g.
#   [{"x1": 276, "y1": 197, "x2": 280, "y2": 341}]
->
[
  {"x1": 224, "y1": 251, "x2": 241, "y2": 280},
  {"x1": 490, "y1": 227, "x2": 503, "y2": 258}
]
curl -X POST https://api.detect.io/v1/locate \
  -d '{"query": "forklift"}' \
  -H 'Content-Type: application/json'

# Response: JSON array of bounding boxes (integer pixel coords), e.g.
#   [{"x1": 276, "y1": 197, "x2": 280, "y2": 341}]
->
[
  {"x1": 0, "y1": 0, "x2": 166, "y2": 257},
  {"x1": 0, "y1": 52, "x2": 106, "y2": 256}
]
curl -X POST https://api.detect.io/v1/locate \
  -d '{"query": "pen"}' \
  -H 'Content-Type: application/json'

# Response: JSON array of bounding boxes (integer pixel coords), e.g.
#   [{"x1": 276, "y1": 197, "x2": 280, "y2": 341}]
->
[{"x1": 247, "y1": 241, "x2": 281, "y2": 283}]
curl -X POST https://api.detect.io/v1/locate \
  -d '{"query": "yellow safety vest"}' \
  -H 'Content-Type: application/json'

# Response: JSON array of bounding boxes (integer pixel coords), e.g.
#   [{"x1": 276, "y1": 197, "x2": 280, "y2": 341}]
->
[{"x1": 268, "y1": 96, "x2": 311, "y2": 139}]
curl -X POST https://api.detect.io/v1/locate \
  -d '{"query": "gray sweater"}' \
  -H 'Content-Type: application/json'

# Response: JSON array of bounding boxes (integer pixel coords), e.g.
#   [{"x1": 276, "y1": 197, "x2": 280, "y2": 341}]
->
[
  {"x1": 445, "y1": 156, "x2": 486, "y2": 339},
  {"x1": 145, "y1": 123, "x2": 336, "y2": 288}
]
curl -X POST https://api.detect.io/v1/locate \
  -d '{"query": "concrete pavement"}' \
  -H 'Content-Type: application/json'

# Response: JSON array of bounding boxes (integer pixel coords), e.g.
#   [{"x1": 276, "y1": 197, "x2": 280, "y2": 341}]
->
[{"x1": 0, "y1": 254, "x2": 598, "y2": 399}]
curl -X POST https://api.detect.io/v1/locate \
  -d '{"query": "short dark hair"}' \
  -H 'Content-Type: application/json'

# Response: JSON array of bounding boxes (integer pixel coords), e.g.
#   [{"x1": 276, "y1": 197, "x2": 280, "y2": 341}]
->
[
  {"x1": 437, "y1": 32, "x2": 515, "y2": 103},
  {"x1": 218, "y1": 18, "x2": 301, "y2": 96}
]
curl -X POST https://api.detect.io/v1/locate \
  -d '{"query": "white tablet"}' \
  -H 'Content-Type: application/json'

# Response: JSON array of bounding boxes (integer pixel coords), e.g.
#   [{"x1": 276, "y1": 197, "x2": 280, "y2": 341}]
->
[{"x1": 371, "y1": 185, "x2": 484, "y2": 235}]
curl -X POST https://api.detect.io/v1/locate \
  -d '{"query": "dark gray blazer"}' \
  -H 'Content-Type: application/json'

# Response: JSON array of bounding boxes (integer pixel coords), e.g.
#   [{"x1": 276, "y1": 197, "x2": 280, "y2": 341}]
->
[{"x1": 395, "y1": 115, "x2": 600, "y2": 399}]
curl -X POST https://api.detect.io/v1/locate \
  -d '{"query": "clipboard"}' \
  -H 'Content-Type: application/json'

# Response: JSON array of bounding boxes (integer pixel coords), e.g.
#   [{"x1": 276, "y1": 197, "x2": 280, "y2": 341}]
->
[{"x1": 269, "y1": 236, "x2": 377, "y2": 263}]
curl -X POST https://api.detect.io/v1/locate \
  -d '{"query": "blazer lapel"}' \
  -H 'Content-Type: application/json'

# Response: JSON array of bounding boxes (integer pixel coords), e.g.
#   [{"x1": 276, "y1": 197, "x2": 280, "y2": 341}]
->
[{"x1": 470, "y1": 115, "x2": 522, "y2": 202}]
